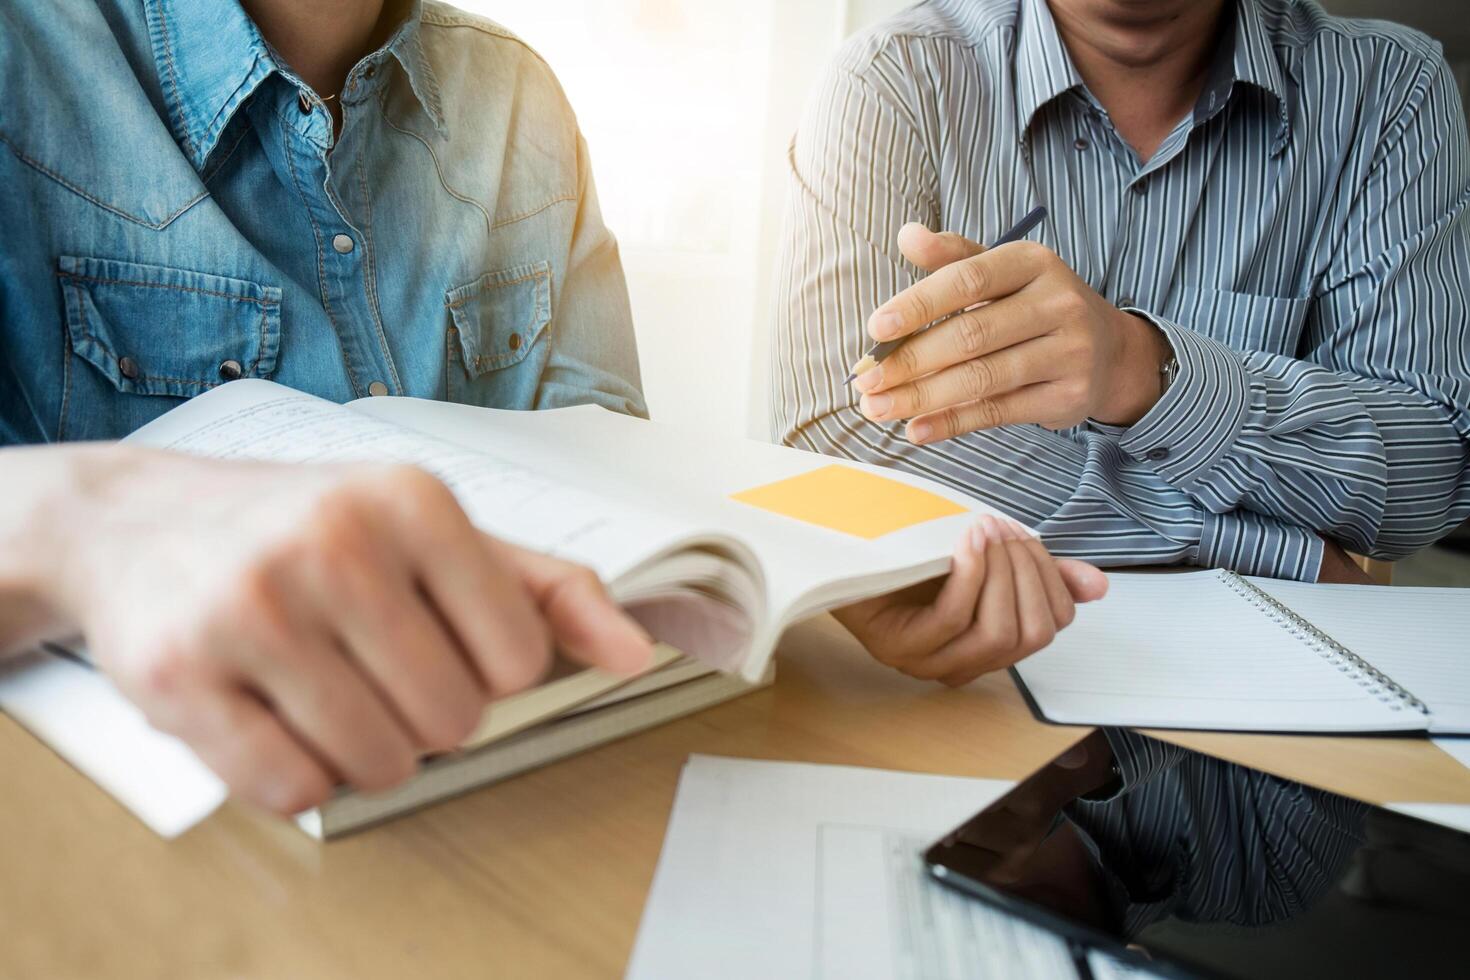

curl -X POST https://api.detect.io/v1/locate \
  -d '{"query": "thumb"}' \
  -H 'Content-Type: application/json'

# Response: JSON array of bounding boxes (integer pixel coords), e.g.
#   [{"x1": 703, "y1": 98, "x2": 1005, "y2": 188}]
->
[
  {"x1": 1058, "y1": 559, "x2": 1109, "y2": 603},
  {"x1": 926, "y1": 520, "x2": 990, "y2": 634},
  {"x1": 897, "y1": 222, "x2": 986, "y2": 272}
]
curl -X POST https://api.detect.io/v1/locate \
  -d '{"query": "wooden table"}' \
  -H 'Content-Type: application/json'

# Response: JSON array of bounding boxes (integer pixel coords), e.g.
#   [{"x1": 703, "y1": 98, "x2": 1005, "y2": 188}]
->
[{"x1": 5, "y1": 614, "x2": 1470, "y2": 980}]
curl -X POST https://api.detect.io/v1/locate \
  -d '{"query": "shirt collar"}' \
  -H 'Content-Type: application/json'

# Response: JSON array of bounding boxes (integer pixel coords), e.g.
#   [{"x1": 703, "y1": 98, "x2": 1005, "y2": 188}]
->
[
  {"x1": 1209, "y1": 0, "x2": 1292, "y2": 152},
  {"x1": 1012, "y1": 0, "x2": 1291, "y2": 152},
  {"x1": 375, "y1": 1, "x2": 449, "y2": 138},
  {"x1": 1012, "y1": 0, "x2": 1083, "y2": 142},
  {"x1": 143, "y1": 0, "x2": 446, "y2": 174}
]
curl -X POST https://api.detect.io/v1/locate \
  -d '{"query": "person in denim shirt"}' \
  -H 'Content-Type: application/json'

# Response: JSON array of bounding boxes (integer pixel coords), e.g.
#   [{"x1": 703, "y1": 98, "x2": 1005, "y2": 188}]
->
[
  {"x1": 0, "y1": 0, "x2": 658, "y2": 815},
  {"x1": 0, "y1": 0, "x2": 1105, "y2": 817},
  {"x1": 2, "y1": 0, "x2": 644, "y2": 439}
]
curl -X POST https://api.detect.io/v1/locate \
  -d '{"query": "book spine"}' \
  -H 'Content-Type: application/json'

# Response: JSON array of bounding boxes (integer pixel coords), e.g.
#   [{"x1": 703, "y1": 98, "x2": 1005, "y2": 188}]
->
[{"x1": 1217, "y1": 570, "x2": 1430, "y2": 717}]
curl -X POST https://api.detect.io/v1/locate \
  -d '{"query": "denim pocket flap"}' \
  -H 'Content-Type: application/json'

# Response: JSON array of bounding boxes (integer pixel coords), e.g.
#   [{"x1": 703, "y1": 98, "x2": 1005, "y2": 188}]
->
[
  {"x1": 445, "y1": 261, "x2": 552, "y2": 376},
  {"x1": 59, "y1": 256, "x2": 282, "y2": 397}
]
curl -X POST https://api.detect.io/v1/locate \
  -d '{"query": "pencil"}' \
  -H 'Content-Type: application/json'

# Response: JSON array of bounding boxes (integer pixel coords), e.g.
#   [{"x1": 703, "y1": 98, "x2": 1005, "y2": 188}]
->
[{"x1": 843, "y1": 205, "x2": 1048, "y2": 385}]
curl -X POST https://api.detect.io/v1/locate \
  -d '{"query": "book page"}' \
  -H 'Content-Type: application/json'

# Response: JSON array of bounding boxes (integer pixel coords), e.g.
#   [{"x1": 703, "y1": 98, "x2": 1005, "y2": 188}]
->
[
  {"x1": 353, "y1": 395, "x2": 1011, "y2": 647},
  {"x1": 1012, "y1": 571, "x2": 1419, "y2": 733},
  {"x1": 1248, "y1": 579, "x2": 1470, "y2": 732},
  {"x1": 0, "y1": 650, "x2": 226, "y2": 837},
  {"x1": 126, "y1": 381, "x2": 699, "y2": 586}
]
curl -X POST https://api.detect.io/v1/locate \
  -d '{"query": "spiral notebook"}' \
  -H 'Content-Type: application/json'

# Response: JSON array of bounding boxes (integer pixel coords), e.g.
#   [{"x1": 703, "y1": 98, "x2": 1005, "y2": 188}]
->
[{"x1": 1011, "y1": 569, "x2": 1470, "y2": 734}]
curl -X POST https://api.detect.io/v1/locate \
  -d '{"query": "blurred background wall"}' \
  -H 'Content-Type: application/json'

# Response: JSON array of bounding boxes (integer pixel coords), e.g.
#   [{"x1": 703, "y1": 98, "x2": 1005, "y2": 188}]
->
[
  {"x1": 459, "y1": 0, "x2": 1464, "y2": 439},
  {"x1": 457, "y1": 0, "x2": 846, "y2": 440}
]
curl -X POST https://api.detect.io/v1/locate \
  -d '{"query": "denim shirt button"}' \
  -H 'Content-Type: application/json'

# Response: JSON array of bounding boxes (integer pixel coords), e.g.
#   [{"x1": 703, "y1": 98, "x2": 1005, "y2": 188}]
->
[
  {"x1": 508, "y1": 332, "x2": 522, "y2": 351},
  {"x1": 118, "y1": 356, "x2": 140, "y2": 380},
  {"x1": 332, "y1": 234, "x2": 355, "y2": 254},
  {"x1": 368, "y1": 381, "x2": 389, "y2": 397},
  {"x1": 218, "y1": 359, "x2": 243, "y2": 381}
]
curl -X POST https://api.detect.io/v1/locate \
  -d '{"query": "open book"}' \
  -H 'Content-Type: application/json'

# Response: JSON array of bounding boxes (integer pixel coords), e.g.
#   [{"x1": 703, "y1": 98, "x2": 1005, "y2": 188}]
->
[
  {"x1": 91, "y1": 380, "x2": 1004, "y2": 834},
  {"x1": 1013, "y1": 569, "x2": 1470, "y2": 734},
  {"x1": 128, "y1": 379, "x2": 1001, "y2": 684}
]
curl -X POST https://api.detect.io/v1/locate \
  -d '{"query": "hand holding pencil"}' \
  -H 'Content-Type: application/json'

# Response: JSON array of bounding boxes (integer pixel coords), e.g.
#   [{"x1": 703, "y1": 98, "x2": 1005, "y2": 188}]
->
[
  {"x1": 847, "y1": 207, "x2": 1175, "y2": 444},
  {"x1": 844, "y1": 207, "x2": 1048, "y2": 384}
]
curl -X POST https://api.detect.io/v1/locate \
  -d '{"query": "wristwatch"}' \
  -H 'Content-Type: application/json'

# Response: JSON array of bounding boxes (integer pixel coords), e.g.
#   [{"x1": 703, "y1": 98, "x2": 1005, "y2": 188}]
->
[{"x1": 1159, "y1": 349, "x2": 1180, "y2": 394}]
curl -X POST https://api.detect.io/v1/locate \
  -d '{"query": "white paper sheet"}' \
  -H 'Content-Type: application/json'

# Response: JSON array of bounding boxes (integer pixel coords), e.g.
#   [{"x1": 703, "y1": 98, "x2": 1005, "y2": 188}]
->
[
  {"x1": 628, "y1": 755, "x2": 1087, "y2": 980},
  {"x1": 0, "y1": 650, "x2": 225, "y2": 837},
  {"x1": 1432, "y1": 736, "x2": 1470, "y2": 772},
  {"x1": 1371, "y1": 738, "x2": 1470, "y2": 833},
  {"x1": 1388, "y1": 802, "x2": 1470, "y2": 834},
  {"x1": 813, "y1": 824, "x2": 1078, "y2": 980},
  {"x1": 1390, "y1": 738, "x2": 1470, "y2": 832}
]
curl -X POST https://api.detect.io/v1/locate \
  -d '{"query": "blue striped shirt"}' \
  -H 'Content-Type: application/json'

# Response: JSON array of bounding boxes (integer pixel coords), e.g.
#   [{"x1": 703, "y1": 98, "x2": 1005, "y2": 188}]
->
[
  {"x1": 773, "y1": 0, "x2": 1470, "y2": 579},
  {"x1": 1081, "y1": 730, "x2": 1367, "y2": 936}
]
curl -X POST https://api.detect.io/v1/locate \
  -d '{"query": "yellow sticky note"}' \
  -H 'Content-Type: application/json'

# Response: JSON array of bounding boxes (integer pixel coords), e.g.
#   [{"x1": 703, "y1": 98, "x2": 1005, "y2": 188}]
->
[{"x1": 730, "y1": 464, "x2": 967, "y2": 539}]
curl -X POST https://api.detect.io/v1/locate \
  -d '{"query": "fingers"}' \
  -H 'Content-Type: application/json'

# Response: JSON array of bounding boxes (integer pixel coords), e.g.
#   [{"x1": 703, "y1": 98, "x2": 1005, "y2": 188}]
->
[
  {"x1": 172, "y1": 683, "x2": 335, "y2": 816},
  {"x1": 923, "y1": 531, "x2": 1017, "y2": 687},
  {"x1": 852, "y1": 294, "x2": 1039, "y2": 395},
  {"x1": 321, "y1": 557, "x2": 488, "y2": 753},
  {"x1": 1058, "y1": 559, "x2": 1109, "y2": 603},
  {"x1": 910, "y1": 520, "x2": 1071, "y2": 687},
  {"x1": 860, "y1": 338, "x2": 1048, "y2": 423},
  {"x1": 1007, "y1": 531, "x2": 1059, "y2": 656},
  {"x1": 905, "y1": 381, "x2": 1074, "y2": 444},
  {"x1": 377, "y1": 474, "x2": 553, "y2": 697},
  {"x1": 496, "y1": 539, "x2": 654, "y2": 675},
  {"x1": 868, "y1": 241, "x2": 1052, "y2": 343},
  {"x1": 835, "y1": 519, "x2": 990, "y2": 669},
  {"x1": 912, "y1": 520, "x2": 1018, "y2": 684},
  {"x1": 896, "y1": 223, "x2": 986, "y2": 272},
  {"x1": 1022, "y1": 535, "x2": 1077, "y2": 630},
  {"x1": 938, "y1": 536, "x2": 1052, "y2": 687},
  {"x1": 417, "y1": 537, "x2": 550, "y2": 697},
  {"x1": 237, "y1": 625, "x2": 419, "y2": 793},
  {"x1": 925, "y1": 547, "x2": 1105, "y2": 686},
  {"x1": 901, "y1": 519, "x2": 991, "y2": 657},
  {"x1": 843, "y1": 516, "x2": 1096, "y2": 690}
]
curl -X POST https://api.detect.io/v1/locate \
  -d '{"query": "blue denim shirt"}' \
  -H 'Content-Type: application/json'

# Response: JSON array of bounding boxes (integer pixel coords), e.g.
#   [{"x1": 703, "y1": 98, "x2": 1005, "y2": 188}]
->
[{"x1": 0, "y1": 0, "x2": 646, "y2": 444}]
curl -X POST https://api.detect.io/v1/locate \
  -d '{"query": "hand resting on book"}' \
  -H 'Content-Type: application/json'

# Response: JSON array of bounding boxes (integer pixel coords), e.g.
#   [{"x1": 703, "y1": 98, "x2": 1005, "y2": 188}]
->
[
  {"x1": 0, "y1": 446, "x2": 653, "y2": 815},
  {"x1": 832, "y1": 515, "x2": 1108, "y2": 686}
]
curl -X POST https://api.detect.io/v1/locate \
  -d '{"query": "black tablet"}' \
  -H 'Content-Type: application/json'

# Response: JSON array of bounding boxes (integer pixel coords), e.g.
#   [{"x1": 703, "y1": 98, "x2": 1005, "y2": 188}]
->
[{"x1": 924, "y1": 729, "x2": 1470, "y2": 980}]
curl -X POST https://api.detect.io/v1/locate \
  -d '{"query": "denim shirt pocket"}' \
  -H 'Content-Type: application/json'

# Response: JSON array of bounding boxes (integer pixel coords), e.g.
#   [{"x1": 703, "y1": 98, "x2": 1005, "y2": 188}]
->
[
  {"x1": 445, "y1": 261, "x2": 553, "y2": 409},
  {"x1": 58, "y1": 256, "x2": 282, "y2": 440}
]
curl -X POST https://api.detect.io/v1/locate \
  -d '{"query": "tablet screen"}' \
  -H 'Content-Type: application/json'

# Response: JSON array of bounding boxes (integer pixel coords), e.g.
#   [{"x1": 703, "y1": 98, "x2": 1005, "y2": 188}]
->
[{"x1": 924, "y1": 729, "x2": 1470, "y2": 980}]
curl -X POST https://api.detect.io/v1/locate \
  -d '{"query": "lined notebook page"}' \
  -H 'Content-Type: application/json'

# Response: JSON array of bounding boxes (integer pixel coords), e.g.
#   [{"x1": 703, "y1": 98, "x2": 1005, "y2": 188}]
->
[
  {"x1": 1012, "y1": 571, "x2": 1419, "y2": 732},
  {"x1": 1249, "y1": 579, "x2": 1470, "y2": 733}
]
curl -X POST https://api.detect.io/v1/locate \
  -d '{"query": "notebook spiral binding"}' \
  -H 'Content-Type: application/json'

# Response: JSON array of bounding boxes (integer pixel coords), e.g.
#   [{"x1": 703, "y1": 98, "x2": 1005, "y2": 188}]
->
[{"x1": 1218, "y1": 571, "x2": 1430, "y2": 716}]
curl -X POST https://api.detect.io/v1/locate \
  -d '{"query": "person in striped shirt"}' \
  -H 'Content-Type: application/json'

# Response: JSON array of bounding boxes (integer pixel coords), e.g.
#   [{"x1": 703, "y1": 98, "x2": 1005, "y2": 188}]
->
[{"x1": 775, "y1": 0, "x2": 1470, "y2": 677}]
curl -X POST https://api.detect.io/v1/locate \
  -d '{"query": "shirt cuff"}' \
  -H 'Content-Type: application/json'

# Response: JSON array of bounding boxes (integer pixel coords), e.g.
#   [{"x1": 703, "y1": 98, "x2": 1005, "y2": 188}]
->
[
  {"x1": 1199, "y1": 508, "x2": 1326, "y2": 581},
  {"x1": 1117, "y1": 311, "x2": 1250, "y2": 494}
]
